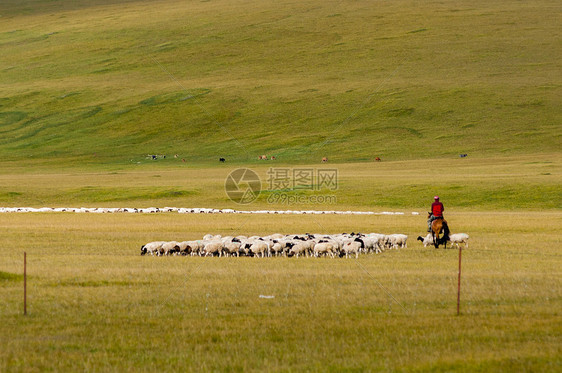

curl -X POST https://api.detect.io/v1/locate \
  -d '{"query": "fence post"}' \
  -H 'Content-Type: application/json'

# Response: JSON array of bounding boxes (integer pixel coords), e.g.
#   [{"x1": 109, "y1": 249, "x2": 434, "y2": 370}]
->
[
  {"x1": 457, "y1": 246, "x2": 462, "y2": 316},
  {"x1": 24, "y1": 252, "x2": 27, "y2": 316}
]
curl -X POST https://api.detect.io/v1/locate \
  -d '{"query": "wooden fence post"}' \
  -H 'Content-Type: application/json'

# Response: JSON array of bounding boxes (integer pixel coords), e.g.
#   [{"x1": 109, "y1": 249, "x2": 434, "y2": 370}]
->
[
  {"x1": 457, "y1": 246, "x2": 462, "y2": 316},
  {"x1": 24, "y1": 252, "x2": 27, "y2": 316}
]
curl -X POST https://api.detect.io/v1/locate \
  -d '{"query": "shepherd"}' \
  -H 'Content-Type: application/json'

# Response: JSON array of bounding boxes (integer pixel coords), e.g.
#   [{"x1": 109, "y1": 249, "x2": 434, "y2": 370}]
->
[
  {"x1": 427, "y1": 196, "x2": 444, "y2": 232},
  {"x1": 427, "y1": 196, "x2": 450, "y2": 248}
]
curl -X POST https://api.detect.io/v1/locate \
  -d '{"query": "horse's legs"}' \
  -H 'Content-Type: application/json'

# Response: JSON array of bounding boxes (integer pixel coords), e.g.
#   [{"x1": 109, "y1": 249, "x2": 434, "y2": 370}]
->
[{"x1": 432, "y1": 220, "x2": 443, "y2": 248}]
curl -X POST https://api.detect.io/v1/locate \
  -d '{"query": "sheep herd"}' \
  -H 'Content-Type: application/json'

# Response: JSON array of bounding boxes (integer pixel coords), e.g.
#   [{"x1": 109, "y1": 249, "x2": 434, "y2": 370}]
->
[
  {"x1": 0, "y1": 207, "x2": 417, "y2": 215},
  {"x1": 140, "y1": 232, "x2": 409, "y2": 258}
]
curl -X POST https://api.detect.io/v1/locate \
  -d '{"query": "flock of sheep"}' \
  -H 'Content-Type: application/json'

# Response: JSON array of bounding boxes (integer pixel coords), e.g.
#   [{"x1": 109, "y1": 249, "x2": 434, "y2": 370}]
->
[
  {"x1": 0, "y1": 207, "x2": 415, "y2": 215},
  {"x1": 140, "y1": 232, "x2": 410, "y2": 258}
]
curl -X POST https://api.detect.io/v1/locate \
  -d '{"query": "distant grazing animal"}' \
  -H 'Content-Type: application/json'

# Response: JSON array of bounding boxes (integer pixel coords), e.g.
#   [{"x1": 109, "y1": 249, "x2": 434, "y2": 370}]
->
[
  {"x1": 270, "y1": 156, "x2": 276, "y2": 160},
  {"x1": 375, "y1": 157, "x2": 381, "y2": 161},
  {"x1": 219, "y1": 157, "x2": 225, "y2": 162}
]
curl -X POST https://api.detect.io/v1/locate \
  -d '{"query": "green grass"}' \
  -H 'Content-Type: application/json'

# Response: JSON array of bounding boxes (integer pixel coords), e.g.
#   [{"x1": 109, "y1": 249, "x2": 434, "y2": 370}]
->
[
  {"x1": 0, "y1": 154, "x2": 559, "y2": 210},
  {"x1": 0, "y1": 212, "x2": 560, "y2": 371},
  {"x1": 0, "y1": 271, "x2": 22, "y2": 281},
  {"x1": 0, "y1": 0, "x2": 560, "y2": 166}
]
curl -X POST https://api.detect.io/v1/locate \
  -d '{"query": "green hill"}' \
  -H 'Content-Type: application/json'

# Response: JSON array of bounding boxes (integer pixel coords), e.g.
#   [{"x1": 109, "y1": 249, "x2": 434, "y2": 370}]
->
[{"x1": 0, "y1": 0, "x2": 560, "y2": 166}]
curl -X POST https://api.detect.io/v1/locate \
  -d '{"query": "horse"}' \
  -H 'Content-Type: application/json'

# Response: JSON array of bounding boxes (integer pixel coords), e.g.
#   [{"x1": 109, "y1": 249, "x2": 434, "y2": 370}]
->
[{"x1": 429, "y1": 213, "x2": 450, "y2": 248}]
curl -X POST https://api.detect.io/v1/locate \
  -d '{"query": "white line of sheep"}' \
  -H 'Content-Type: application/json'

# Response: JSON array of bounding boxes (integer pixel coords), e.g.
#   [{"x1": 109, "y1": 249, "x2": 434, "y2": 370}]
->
[
  {"x1": 0, "y1": 207, "x2": 420, "y2": 215},
  {"x1": 140, "y1": 232, "x2": 409, "y2": 258}
]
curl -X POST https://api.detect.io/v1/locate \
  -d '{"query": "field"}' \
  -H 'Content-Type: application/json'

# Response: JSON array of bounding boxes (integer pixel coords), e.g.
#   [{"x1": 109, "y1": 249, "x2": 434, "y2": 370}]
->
[
  {"x1": 0, "y1": 154, "x2": 560, "y2": 211},
  {"x1": 1, "y1": 0, "x2": 561, "y2": 371},
  {"x1": 1, "y1": 211, "x2": 561, "y2": 371},
  {"x1": 1, "y1": 156, "x2": 561, "y2": 371}
]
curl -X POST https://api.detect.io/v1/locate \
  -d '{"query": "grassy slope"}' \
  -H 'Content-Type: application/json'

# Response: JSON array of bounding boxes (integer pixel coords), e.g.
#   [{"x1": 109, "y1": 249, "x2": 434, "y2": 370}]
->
[{"x1": 0, "y1": 0, "x2": 560, "y2": 166}]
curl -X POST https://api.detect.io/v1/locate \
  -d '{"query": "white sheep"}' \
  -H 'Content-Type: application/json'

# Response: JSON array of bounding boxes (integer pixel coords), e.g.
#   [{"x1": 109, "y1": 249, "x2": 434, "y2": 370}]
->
[
  {"x1": 249, "y1": 240, "x2": 270, "y2": 258},
  {"x1": 366, "y1": 233, "x2": 387, "y2": 253},
  {"x1": 140, "y1": 241, "x2": 165, "y2": 256},
  {"x1": 203, "y1": 241, "x2": 223, "y2": 257},
  {"x1": 203, "y1": 234, "x2": 221, "y2": 241},
  {"x1": 313, "y1": 241, "x2": 338, "y2": 258},
  {"x1": 360, "y1": 236, "x2": 380, "y2": 254},
  {"x1": 287, "y1": 242, "x2": 308, "y2": 258},
  {"x1": 270, "y1": 242, "x2": 284, "y2": 256},
  {"x1": 416, "y1": 234, "x2": 434, "y2": 247},
  {"x1": 389, "y1": 234, "x2": 408, "y2": 249},
  {"x1": 448, "y1": 233, "x2": 469, "y2": 249},
  {"x1": 223, "y1": 241, "x2": 241, "y2": 257},
  {"x1": 342, "y1": 239, "x2": 363, "y2": 259},
  {"x1": 184, "y1": 240, "x2": 204, "y2": 256},
  {"x1": 161, "y1": 241, "x2": 180, "y2": 255},
  {"x1": 175, "y1": 241, "x2": 192, "y2": 255}
]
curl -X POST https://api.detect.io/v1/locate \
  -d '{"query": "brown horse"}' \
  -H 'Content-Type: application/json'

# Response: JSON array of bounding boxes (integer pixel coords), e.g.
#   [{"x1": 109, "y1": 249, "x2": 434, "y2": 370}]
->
[{"x1": 430, "y1": 214, "x2": 450, "y2": 248}]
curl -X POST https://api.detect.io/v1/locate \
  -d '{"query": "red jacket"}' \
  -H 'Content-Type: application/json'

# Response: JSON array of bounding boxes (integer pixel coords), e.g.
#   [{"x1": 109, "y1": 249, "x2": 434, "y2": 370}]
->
[{"x1": 431, "y1": 202, "x2": 444, "y2": 217}]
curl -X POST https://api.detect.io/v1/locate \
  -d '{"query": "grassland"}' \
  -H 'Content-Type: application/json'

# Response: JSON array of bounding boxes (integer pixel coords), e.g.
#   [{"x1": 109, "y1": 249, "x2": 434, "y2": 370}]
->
[
  {"x1": 0, "y1": 0, "x2": 561, "y2": 371},
  {"x1": 0, "y1": 154, "x2": 559, "y2": 211},
  {"x1": 1, "y1": 212, "x2": 561, "y2": 371},
  {"x1": 0, "y1": 0, "x2": 560, "y2": 165}
]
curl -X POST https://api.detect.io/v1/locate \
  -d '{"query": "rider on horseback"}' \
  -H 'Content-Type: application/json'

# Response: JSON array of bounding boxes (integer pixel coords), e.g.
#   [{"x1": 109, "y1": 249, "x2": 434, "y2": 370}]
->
[{"x1": 427, "y1": 196, "x2": 444, "y2": 232}]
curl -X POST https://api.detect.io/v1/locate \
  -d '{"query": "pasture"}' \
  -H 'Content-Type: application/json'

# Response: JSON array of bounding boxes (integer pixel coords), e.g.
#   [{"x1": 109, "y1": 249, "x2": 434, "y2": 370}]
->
[
  {"x1": 1, "y1": 154, "x2": 561, "y2": 370},
  {"x1": 1, "y1": 211, "x2": 561, "y2": 371},
  {"x1": 0, "y1": 154, "x2": 560, "y2": 211},
  {"x1": 1, "y1": 0, "x2": 561, "y2": 370}
]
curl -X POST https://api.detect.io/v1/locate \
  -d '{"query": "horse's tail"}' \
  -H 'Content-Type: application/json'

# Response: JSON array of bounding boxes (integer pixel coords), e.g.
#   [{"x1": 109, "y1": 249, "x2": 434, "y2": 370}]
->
[{"x1": 442, "y1": 221, "x2": 450, "y2": 242}]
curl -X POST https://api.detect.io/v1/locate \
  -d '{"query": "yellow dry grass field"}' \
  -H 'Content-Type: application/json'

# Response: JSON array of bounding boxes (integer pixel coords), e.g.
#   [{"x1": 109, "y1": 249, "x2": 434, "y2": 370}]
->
[{"x1": 1, "y1": 211, "x2": 560, "y2": 371}]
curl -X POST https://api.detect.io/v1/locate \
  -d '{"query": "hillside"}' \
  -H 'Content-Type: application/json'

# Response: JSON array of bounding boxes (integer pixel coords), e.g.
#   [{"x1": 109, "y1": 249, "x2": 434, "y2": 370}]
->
[{"x1": 0, "y1": 0, "x2": 560, "y2": 166}]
